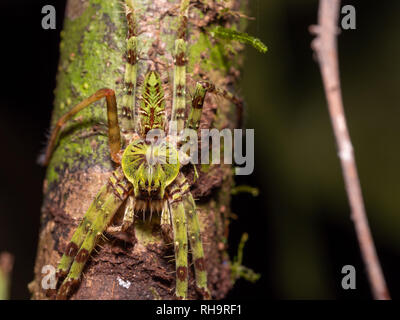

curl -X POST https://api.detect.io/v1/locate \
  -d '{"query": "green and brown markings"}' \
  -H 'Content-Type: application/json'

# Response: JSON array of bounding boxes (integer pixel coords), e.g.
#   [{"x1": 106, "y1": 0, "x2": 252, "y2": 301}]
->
[
  {"x1": 42, "y1": 0, "x2": 266, "y2": 300},
  {"x1": 138, "y1": 71, "x2": 166, "y2": 135}
]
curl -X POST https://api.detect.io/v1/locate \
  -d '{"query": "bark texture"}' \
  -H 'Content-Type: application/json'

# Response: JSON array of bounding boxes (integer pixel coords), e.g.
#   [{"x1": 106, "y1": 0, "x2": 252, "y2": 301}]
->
[{"x1": 30, "y1": 0, "x2": 246, "y2": 300}]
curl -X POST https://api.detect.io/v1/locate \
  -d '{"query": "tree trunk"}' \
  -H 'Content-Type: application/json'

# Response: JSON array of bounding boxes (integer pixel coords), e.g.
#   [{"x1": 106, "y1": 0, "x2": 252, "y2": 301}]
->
[{"x1": 30, "y1": 0, "x2": 246, "y2": 300}]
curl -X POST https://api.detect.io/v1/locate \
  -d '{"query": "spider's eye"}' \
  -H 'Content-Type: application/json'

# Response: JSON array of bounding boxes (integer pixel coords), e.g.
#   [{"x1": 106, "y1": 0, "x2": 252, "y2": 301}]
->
[{"x1": 144, "y1": 181, "x2": 148, "y2": 187}]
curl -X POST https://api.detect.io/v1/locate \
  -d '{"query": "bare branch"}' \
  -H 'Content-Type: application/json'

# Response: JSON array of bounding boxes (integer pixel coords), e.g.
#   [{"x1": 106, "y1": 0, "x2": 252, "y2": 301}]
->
[{"x1": 310, "y1": 0, "x2": 390, "y2": 300}]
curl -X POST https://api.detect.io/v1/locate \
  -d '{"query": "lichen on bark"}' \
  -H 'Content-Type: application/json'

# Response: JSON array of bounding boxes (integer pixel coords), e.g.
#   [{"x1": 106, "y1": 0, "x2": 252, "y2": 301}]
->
[{"x1": 30, "y1": 0, "x2": 247, "y2": 300}]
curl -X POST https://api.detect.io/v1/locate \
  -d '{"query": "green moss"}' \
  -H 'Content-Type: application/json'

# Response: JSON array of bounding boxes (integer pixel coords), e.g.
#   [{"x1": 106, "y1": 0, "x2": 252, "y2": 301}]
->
[
  {"x1": 210, "y1": 26, "x2": 267, "y2": 53},
  {"x1": 188, "y1": 32, "x2": 229, "y2": 73},
  {"x1": 230, "y1": 233, "x2": 261, "y2": 284}
]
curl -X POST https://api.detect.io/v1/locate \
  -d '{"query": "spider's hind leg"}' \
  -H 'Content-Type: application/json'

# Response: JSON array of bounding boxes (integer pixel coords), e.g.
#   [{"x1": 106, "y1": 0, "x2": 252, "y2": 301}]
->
[
  {"x1": 183, "y1": 192, "x2": 210, "y2": 299},
  {"x1": 176, "y1": 174, "x2": 210, "y2": 299},
  {"x1": 169, "y1": 180, "x2": 189, "y2": 299},
  {"x1": 167, "y1": 174, "x2": 210, "y2": 300}
]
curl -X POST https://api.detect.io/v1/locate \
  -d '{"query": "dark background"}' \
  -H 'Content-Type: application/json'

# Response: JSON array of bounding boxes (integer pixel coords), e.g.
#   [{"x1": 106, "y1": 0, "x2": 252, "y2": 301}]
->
[{"x1": 0, "y1": 0, "x2": 399, "y2": 299}]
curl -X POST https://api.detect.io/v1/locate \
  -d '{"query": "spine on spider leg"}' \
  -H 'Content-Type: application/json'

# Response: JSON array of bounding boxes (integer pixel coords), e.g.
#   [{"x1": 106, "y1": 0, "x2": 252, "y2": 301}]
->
[
  {"x1": 57, "y1": 167, "x2": 131, "y2": 299},
  {"x1": 121, "y1": 0, "x2": 139, "y2": 133},
  {"x1": 171, "y1": 0, "x2": 190, "y2": 134}
]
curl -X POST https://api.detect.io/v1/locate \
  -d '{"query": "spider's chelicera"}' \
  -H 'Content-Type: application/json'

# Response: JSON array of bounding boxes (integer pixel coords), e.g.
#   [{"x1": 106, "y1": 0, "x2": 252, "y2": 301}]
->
[{"x1": 42, "y1": 0, "x2": 243, "y2": 300}]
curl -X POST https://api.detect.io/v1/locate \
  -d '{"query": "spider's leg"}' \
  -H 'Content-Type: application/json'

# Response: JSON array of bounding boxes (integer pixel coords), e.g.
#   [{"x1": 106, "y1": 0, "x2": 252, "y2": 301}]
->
[
  {"x1": 175, "y1": 174, "x2": 211, "y2": 299},
  {"x1": 184, "y1": 194, "x2": 211, "y2": 299},
  {"x1": 56, "y1": 185, "x2": 107, "y2": 279},
  {"x1": 56, "y1": 167, "x2": 131, "y2": 300},
  {"x1": 169, "y1": 181, "x2": 189, "y2": 299},
  {"x1": 186, "y1": 81, "x2": 244, "y2": 132},
  {"x1": 170, "y1": 0, "x2": 190, "y2": 134},
  {"x1": 121, "y1": 0, "x2": 139, "y2": 134},
  {"x1": 42, "y1": 89, "x2": 121, "y2": 166}
]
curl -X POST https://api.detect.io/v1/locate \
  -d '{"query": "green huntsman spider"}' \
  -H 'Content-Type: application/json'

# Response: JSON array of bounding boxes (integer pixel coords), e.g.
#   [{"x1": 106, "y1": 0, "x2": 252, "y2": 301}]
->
[{"x1": 42, "y1": 0, "x2": 244, "y2": 300}]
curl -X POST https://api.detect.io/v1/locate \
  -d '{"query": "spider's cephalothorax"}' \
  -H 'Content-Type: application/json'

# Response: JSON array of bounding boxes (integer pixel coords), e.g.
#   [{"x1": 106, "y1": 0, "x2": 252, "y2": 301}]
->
[{"x1": 43, "y1": 0, "x2": 243, "y2": 300}]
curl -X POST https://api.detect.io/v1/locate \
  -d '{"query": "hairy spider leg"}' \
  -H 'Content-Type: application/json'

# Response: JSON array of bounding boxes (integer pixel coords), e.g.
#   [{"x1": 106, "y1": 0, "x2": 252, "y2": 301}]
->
[
  {"x1": 169, "y1": 179, "x2": 189, "y2": 299},
  {"x1": 171, "y1": 0, "x2": 190, "y2": 134},
  {"x1": 186, "y1": 81, "x2": 244, "y2": 132},
  {"x1": 56, "y1": 167, "x2": 131, "y2": 300},
  {"x1": 42, "y1": 88, "x2": 121, "y2": 166},
  {"x1": 176, "y1": 174, "x2": 211, "y2": 299},
  {"x1": 184, "y1": 200, "x2": 210, "y2": 298},
  {"x1": 121, "y1": 0, "x2": 139, "y2": 134},
  {"x1": 55, "y1": 179, "x2": 115, "y2": 280}
]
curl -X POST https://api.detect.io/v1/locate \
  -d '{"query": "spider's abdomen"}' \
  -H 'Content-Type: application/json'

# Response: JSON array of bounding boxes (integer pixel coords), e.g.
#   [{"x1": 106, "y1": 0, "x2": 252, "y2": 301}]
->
[
  {"x1": 121, "y1": 139, "x2": 179, "y2": 200},
  {"x1": 139, "y1": 71, "x2": 166, "y2": 135}
]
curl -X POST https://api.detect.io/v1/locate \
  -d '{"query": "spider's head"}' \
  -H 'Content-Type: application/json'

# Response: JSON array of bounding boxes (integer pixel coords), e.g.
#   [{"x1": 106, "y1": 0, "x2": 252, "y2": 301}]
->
[{"x1": 121, "y1": 139, "x2": 180, "y2": 200}]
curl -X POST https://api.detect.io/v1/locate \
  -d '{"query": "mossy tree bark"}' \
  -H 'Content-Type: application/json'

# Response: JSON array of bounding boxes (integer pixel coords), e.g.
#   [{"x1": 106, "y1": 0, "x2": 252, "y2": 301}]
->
[{"x1": 30, "y1": 0, "x2": 246, "y2": 300}]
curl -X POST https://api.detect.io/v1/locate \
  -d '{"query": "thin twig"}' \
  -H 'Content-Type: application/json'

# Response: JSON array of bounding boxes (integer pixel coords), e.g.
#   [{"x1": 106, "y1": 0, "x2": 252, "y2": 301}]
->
[{"x1": 310, "y1": 0, "x2": 390, "y2": 300}]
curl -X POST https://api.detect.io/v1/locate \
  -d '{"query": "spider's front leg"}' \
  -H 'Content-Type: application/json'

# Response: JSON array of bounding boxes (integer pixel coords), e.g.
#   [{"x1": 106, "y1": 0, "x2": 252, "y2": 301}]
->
[
  {"x1": 42, "y1": 88, "x2": 122, "y2": 166},
  {"x1": 56, "y1": 167, "x2": 131, "y2": 300},
  {"x1": 171, "y1": 0, "x2": 190, "y2": 133},
  {"x1": 121, "y1": 0, "x2": 139, "y2": 133}
]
